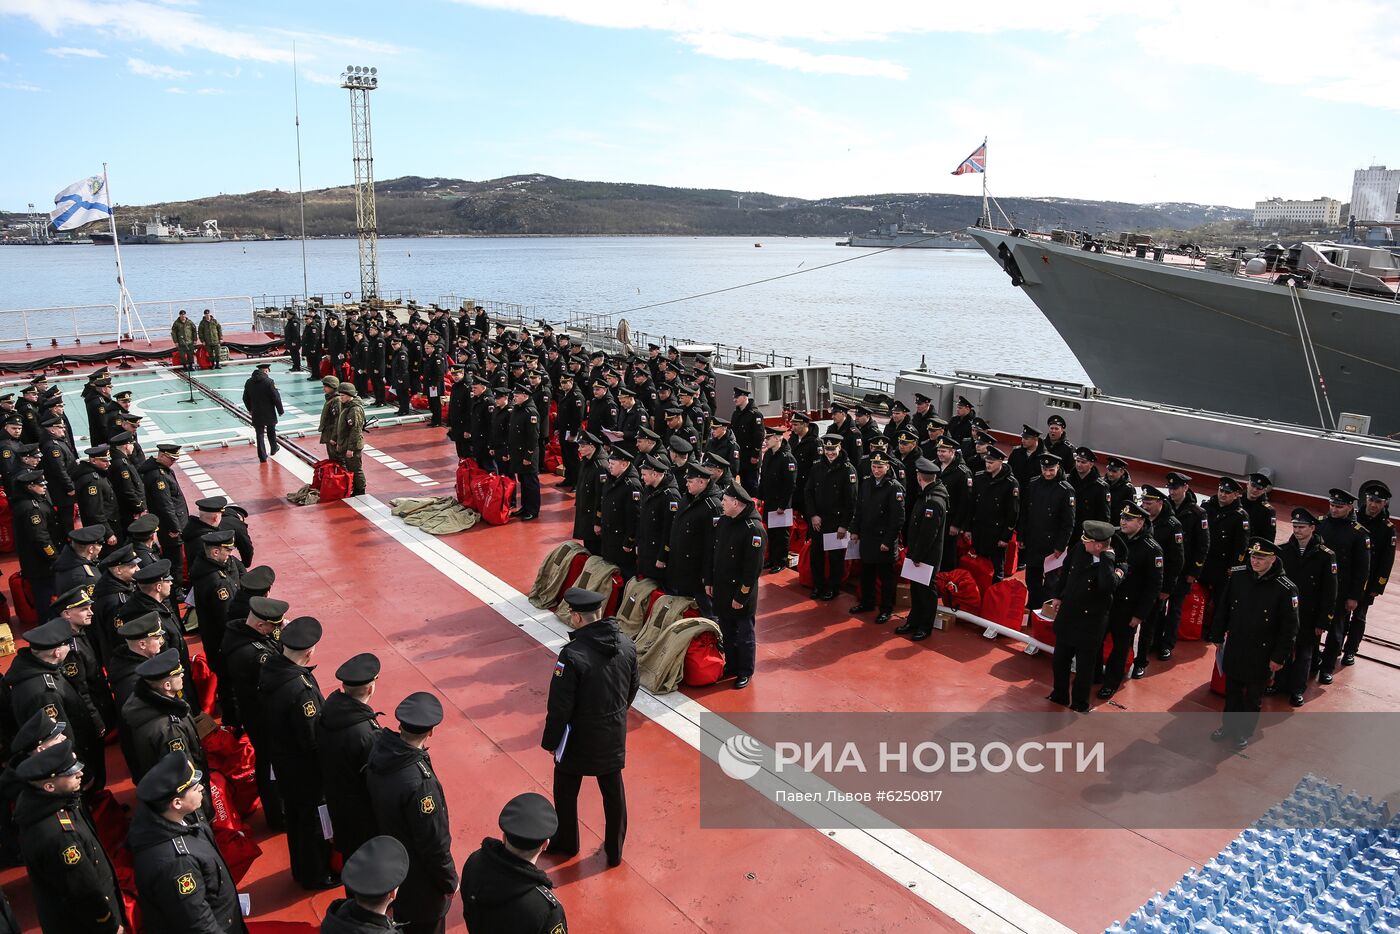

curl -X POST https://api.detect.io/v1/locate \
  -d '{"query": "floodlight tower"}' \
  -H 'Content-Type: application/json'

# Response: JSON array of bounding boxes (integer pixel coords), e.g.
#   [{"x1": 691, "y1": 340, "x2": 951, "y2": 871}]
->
[{"x1": 341, "y1": 65, "x2": 380, "y2": 300}]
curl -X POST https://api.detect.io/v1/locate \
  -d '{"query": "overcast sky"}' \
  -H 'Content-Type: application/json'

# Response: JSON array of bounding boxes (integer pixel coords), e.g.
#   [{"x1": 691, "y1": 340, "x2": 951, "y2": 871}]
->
[{"x1": 2, "y1": 0, "x2": 1396, "y2": 210}]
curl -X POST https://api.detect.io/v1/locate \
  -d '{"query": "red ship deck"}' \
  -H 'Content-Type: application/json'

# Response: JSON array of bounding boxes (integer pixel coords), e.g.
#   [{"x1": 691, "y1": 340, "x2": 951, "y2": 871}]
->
[{"x1": 1, "y1": 362, "x2": 1396, "y2": 934}]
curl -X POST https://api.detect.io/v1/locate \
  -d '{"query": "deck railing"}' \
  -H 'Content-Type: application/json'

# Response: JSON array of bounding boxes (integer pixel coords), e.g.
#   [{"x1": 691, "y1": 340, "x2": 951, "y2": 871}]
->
[{"x1": 0, "y1": 296, "x2": 256, "y2": 350}]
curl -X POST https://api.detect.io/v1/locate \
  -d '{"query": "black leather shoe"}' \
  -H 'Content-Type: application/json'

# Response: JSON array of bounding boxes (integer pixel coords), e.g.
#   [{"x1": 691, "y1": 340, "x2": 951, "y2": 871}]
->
[
  {"x1": 1157, "y1": 648, "x2": 1173, "y2": 661},
  {"x1": 1290, "y1": 694, "x2": 1306, "y2": 708},
  {"x1": 734, "y1": 676, "x2": 751, "y2": 690},
  {"x1": 605, "y1": 850, "x2": 622, "y2": 868},
  {"x1": 810, "y1": 589, "x2": 824, "y2": 601},
  {"x1": 1210, "y1": 727, "x2": 1228, "y2": 742},
  {"x1": 1232, "y1": 736, "x2": 1249, "y2": 752},
  {"x1": 909, "y1": 630, "x2": 931, "y2": 641},
  {"x1": 302, "y1": 874, "x2": 341, "y2": 891},
  {"x1": 893, "y1": 622, "x2": 915, "y2": 635},
  {"x1": 1046, "y1": 693, "x2": 1069, "y2": 705},
  {"x1": 1263, "y1": 682, "x2": 1282, "y2": 696},
  {"x1": 765, "y1": 565, "x2": 785, "y2": 574},
  {"x1": 519, "y1": 513, "x2": 538, "y2": 521},
  {"x1": 874, "y1": 612, "x2": 891, "y2": 624},
  {"x1": 1069, "y1": 703, "x2": 1090, "y2": 713},
  {"x1": 1097, "y1": 686, "x2": 1117, "y2": 700},
  {"x1": 849, "y1": 603, "x2": 874, "y2": 614},
  {"x1": 1341, "y1": 654, "x2": 1356, "y2": 667},
  {"x1": 1319, "y1": 671, "x2": 1334, "y2": 684},
  {"x1": 1130, "y1": 664, "x2": 1147, "y2": 680},
  {"x1": 543, "y1": 845, "x2": 578, "y2": 858}
]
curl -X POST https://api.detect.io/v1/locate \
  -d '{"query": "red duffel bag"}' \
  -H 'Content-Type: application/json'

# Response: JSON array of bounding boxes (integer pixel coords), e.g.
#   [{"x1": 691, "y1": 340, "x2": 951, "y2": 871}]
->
[
  {"x1": 0, "y1": 488, "x2": 14, "y2": 554},
  {"x1": 456, "y1": 458, "x2": 488, "y2": 510},
  {"x1": 319, "y1": 356, "x2": 334, "y2": 377},
  {"x1": 935, "y1": 568, "x2": 981, "y2": 612},
  {"x1": 9, "y1": 571, "x2": 37, "y2": 632},
  {"x1": 1002, "y1": 533, "x2": 1019, "y2": 578},
  {"x1": 213, "y1": 824, "x2": 262, "y2": 884},
  {"x1": 957, "y1": 553, "x2": 996, "y2": 610},
  {"x1": 979, "y1": 577, "x2": 1028, "y2": 629},
  {"x1": 1210, "y1": 644, "x2": 1226, "y2": 696},
  {"x1": 189, "y1": 653, "x2": 218, "y2": 715},
  {"x1": 204, "y1": 727, "x2": 261, "y2": 818},
  {"x1": 312, "y1": 458, "x2": 352, "y2": 503},
  {"x1": 683, "y1": 631, "x2": 725, "y2": 686},
  {"x1": 410, "y1": 393, "x2": 429, "y2": 411},
  {"x1": 475, "y1": 473, "x2": 516, "y2": 526},
  {"x1": 195, "y1": 346, "x2": 213, "y2": 370},
  {"x1": 1178, "y1": 583, "x2": 1209, "y2": 641},
  {"x1": 604, "y1": 572, "x2": 626, "y2": 617},
  {"x1": 543, "y1": 436, "x2": 562, "y2": 473}
]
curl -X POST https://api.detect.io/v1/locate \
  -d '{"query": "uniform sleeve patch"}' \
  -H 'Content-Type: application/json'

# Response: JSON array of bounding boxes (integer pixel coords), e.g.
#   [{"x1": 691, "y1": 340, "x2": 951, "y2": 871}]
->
[
  {"x1": 669, "y1": 501, "x2": 678, "y2": 512},
  {"x1": 156, "y1": 481, "x2": 166, "y2": 490},
  {"x1": 44, "y1": 704, "x2": 58, "y2": 719},
  {"x1": 895, "y1": 491, "x2": 904, "y2": 500},
  {"x1": 554, "y1": 660, "x2": 565, "y2": 678},
  {"x1": 1175, "y1": 532, "x2": 1183, "y2": 542},
  {"x1": 752, "y1": 535, "x2": 763, "y2": 548},
  {"x1": 30, "y1": 514, "x2": 39, "y2": 526},
  {"x1": 217, "y1": 588, "x2": 230, "y2": 602},
  {"x1": 1291, "y1": 595, "x2": 1299, "y2": 608},
  {"x1": 1201, "y1": 519, "x2": 1209, "y2": 529},
  {"x1": 177, "y1": 872, "x2": 197, "y2": 896},
  {"x1": 169, "y1": 739, "x2": 185, "y2": 752},
  {"x1": 420, "y1": 795, "x2": 435, "y2": 814},
  {"x1": 87, "y1": 486, "x2": 97, "y2": 496},
  {"x1": 1154, "y1": 556, "x2": 1164, "y2": 567},
  {"x1": 302, "y1": 702, "x2": 318, "y2": 718},
  {"x1": 632, "y1": 490, "x2": 641, "y2": 501},
  {"x1": 62, "y1": 845, "x2": 81, "y2": 866},
  {"x1": 551, "y1": 924, "x2": 566, "y2": 934}
]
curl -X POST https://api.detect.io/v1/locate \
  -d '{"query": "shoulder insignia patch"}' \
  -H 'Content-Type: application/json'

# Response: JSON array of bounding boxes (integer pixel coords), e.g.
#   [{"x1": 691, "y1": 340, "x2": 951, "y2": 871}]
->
[
  {"x1": 1291, "y1": 594, "x2": 1299, "y2": 608},
  {"x1": 177, "y1": 872, "x2": 196, "y2": 896},
  {"x1": 30, "y1": 514, "x2": 40, "y2": 526},
  {"x1": 169, "y1": 739, "x2": 185, "y2": 752},
  {"x1": 1175, "y1": 532, "x2": 1183, "y2": 542},
  {"x1": 420, "y1": 795, "x2": 435, "y2": 814},
  {"x1": 303, "y1": 702, "x2": 318, "y2": 718},
  {"x1": 217, "y1": 588, "x2": 230, "y2": 602},
  {"x1": 712, "y1": 516, "x2": 720, "y2": 526},
  {"x1": 752, "y1": 534, "x2": 763, "y2": 548},
  {"x1": 530, "y1": 415, "x2": 538, "y2": 424},
  {"x1": 1154, "y1": 556, "x2": 1164, "y2": 567},
  {"x1": 50, "y1": 450, "x2": 60, "y2": 458},
  {"x1": 120, "y1": 470, "x2": 129, "y2": 479},
  {"x1": 0, "y1": 451, "x2": 7, "y2": 459},
  {"x1": 62, "y1": 661, "x2": 78, "y2": 678},
  {"x1": 87, "y1": 486, "x2": 97, "y2": 496},
  {"x1": 44, "y1": 704, "x2": 58, "y2": 719},
  {"x1": 62, "y1": 844, "x2": 81, "y2": 866},
  {"x1": 156, "y1": 481, "x2": 166, "y2": 490},
  {"x1": 632, "y1": 489, "x2": 641, "y2": 500},
  {"x1": 551, "y1": 923, "x2": 566, "y2": 934},
  {"x1": 258, "y1": 652, "x2": 269, "y2": 664},
  {"x1": 895, "y1": 491, "x2": 904, "y2": 500},
  {"x1": 1242, "y1": 519, "x2": 1250, "y2": 530},
  {"x1": 1201, "y1": 518, "x2": 1209, "y2": 529},
  {"x1": 554, "y1": 660, "x2": 565, "y2": 678},
  {"x1": 669, "y1": 501, "x2": 678, "y2": 512}
]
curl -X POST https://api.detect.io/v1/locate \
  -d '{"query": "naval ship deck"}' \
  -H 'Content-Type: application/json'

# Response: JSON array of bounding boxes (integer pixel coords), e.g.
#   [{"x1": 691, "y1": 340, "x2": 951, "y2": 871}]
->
[{"x1": 1, "y1": 354, "x2": 1396, "y2": 933}]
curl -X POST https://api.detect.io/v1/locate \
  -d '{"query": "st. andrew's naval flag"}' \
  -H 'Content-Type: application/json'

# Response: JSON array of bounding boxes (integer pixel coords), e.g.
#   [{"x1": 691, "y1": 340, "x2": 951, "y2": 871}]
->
[{"x1": 50, "y1": 175, "x2": 112, "y2": 231}]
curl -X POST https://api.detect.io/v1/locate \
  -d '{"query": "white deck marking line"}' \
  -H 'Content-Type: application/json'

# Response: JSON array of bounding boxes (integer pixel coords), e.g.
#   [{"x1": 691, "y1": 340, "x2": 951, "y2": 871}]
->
[
  {"x1": 177, "y1": 459, "x2": 230, "y2": 500},
  {"x1": 362, "y1": 444, "x2": 440, "y2": 487},
  {"x1": 259, "y1": 450, "x2": 1072, "y2": 934}
]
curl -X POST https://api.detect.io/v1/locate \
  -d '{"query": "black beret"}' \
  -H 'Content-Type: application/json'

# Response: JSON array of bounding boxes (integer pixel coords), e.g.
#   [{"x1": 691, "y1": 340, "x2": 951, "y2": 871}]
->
[
  {"x1": 117, "y1": 612, "x2": 164, "y2": 640},
  {"x1": 24, "y1": 618, "x2": 74, "y2": 650},
  {"x1": 639, "y1": 455, "x2": 670, "y2": 473},
  {"x1": 1217, "y1": 477, "x2": 1242, "y2": 494},
  {"x1": 239, "y1": 565, "x2": 276, "y2": 594},
  {"x1": 1164, "y1": 471, "x2": 1192, "y2": 486},
  {"x1": 201, "y1": 529, "x2": 236, "y2": 547},
  {"x1": 335, "y1": 652, "x2": 381, "y2": 686},
  {"x1": 667, "y1": 436, "x2": 693, "y2": 454},
  {"x1": 1036, "y1": 453, "x2": 1061, "y2": 468},
  {"x1": 84, "y1": 444, "x2": 110, "y2": 458},
  {"x1": 248, "y1": 596, "x2": 288, "y2": 623},
  {"x1": 156, "y1": 443, "x2": 182, "y2": 455},
  {"x1": 16, "y1": 739, "x2": 83, "y2": 782},
  {"x1": 724, "y1": 483, "x2": 754, "y2": 505},
  {"x1": 607, "y1": 447, "x2": 634, "y2": 462},
  {"x1": 135, "y1": 751, "x2": 202, "y2": 805},
  {"x1": 563, "y1": 588, "x2": 605, "y2": 612},
  {"x1": 11, "y1": 708, "x2": 64, "y2": 755},
  {"x1": 914, "y1": 457, "x2": 939, "y2": 474},
  {"x1": 984, "y1": 446, "x2": 1006, "y2": 462},
  {"x1": 1328, "y1": 488, "x2": 1356, "y2": 505},
  {"x1": 396, "y1": 692, "x2": 444, "y2": 733},
  {"x1": 341, "y1": 836, "x2": 410, "y2": 897},
  {"x1": 1247, "y1": 472, "x2": 1272, "y2": 488},
  {"x1": 1105, "y1": 457, "x2": 1128, "y2": 471},
  {"x1": 1073, "y1": 447, "x2": 1097, "y2": 463},
  {"x1": 13, "y1": 470, "x2": 46, "y2": 486},
  {"x1": 69, "y1": 525, "x2": 106, "y2": 545},
  {"x1": 577, "y1": 431, "x2": 602, "y2": 447},
  {"x1": 733, "y1": 385, "x2": 751, "y2": 397},
  {"x1": 1046, "y1": 414, "x2": 1066, "y2": 428},
  {"x1": 195, "y1": 496, "x2": 228, "y2": 512},
  {"x1": 1362, "y1": 481, "x2": 1391, "y2": 500},
  {"x1": 280, "y1": 616, "x2": 323, "y2": 650},
  {"x1": 684, "y1": 462, "x2": 710, "y2": 479},
  {"x1": 499, "y1": 792, "x2": 559, "y2": 849},
  {"x1": 704, "y1": 454, "x2": 729, "y2": 469},
  {"x1": 136, "y1": 648, "x2": 183, "y2": 680},
  {"x1": 1290, "y1": 507, "x2": 1317, "y2": 525},
  {"x1": 133, "y1": 559, "x2": 174, "y2": 583}
]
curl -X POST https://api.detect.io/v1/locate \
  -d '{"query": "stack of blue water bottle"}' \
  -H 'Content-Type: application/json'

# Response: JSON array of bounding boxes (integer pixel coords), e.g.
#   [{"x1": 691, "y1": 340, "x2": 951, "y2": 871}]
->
[{"x1": 1105, "y1": 774, "x2": 1398, "y2": 933}]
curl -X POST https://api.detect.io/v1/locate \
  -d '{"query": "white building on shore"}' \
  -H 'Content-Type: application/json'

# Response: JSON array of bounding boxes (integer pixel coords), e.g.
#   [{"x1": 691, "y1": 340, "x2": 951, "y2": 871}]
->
[
  {"x1": 1252, "y1": 196, "x2": 1342, "y2": 227},
  {"x1": 1349, "y1": 165, "x2": 1400, "y2": 223}
]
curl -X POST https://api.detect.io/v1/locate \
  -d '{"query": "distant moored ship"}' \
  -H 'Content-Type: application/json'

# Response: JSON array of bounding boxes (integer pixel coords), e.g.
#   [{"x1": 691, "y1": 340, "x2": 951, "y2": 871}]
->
[
  {"x1": 91, "y1": 213, "x2": 226, "y2": 245},
  {"x1": 838, "y1": 217, "x2": 979, "y2": 250}
]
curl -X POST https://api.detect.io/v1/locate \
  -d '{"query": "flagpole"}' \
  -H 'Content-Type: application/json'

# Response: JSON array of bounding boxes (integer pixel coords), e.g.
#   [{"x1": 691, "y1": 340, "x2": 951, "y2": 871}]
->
[
  {"x1": 101, "y1": 164, "x2": 151, "y2": 357},
  {"x1": 981, "y1": 137, "x2": 989, "y2": 228}
]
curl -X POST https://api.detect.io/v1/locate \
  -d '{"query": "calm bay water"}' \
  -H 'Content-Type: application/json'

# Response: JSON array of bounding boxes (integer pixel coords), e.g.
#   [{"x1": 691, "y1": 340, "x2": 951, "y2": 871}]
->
[{"x1": 0, "y1": 236, "x2": 1088, "y2": 383}]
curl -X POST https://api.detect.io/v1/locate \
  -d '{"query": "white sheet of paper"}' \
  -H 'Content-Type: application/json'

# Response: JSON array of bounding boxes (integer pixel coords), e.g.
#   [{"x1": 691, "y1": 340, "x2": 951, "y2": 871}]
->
[
  {"x1": 238, "y1": 894, "x2": 251, "y2": 917},
  {"x1": 845, "y1": 539, "x2": 862, "y2": 560},
  {"x1": 767, "y1": 509, "x2": 793, "y2": 528},
  {"x1": 900, "y1": 560, "x2": 934, "y2": 586},
  {"x1": 267, "y1": 764, "x2": 275, "y2": 781},
  {"x1": 318, "y1": 803, "x2": 334, "y2": 840},
  {"x1": 554, "y1": 724, "x2": 571, "y2": 764},
  {"x1": 822, "y1": 532, "x2": 847, "y2": 552},
  {"x1": 601, "y1": 429, "x2": 624, "y2": 443},
  {"x1": 1043, "y1": 551, "x2": 1066, "y2": 574}
]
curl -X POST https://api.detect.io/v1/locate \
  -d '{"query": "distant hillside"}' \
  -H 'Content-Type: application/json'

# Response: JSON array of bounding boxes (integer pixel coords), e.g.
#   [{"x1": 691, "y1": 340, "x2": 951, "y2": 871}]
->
[{"x1": 3, "y1": 174, "x2": 1250, "y2": 239}]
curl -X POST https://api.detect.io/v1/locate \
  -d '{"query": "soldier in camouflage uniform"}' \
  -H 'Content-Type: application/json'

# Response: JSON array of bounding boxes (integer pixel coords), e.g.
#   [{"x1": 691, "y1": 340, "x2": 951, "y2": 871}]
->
[{"x1": 335, "y1": 382, "x2": 367, "y2": 496}]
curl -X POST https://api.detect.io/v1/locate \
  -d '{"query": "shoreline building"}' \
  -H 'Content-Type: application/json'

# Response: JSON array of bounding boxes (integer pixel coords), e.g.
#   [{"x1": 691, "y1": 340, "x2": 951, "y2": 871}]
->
[
  {"x1": 1349, "y1": 165, "x2": 1400, "y2": 223},
  {"x1": 1252, "y1": 196, "x2": 1342, "y2": 227}
]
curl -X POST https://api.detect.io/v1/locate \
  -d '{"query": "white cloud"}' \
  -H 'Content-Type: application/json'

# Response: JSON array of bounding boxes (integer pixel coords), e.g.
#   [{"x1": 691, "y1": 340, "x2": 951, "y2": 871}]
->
[
  {"x1": 679, "y1": 33, "x2": 906, "y2": 79},
  {"x1": 47, "y1": 45, "x2": 104, "y2": 57},
  {"x1": 127, "y1": 56, "x2": 190, "y2": 79},
  {"x1": 0, "y1": 52, "x2": 9, "y2": 60},
  {"x1": 0, "y1": 79, "x2": 41, "y2": 90},
  {"x1": 195, "y1": 86, "x2": 221, "y2": 94},
  {"x1": 300, "y1": 69, "x2": 343, "y2": 87},
  {"x1": 165, "y1": 85, "x2": 184, "y2": 93},
  {"x1": 0, "y1": 0, "x2": 292, "y2": 62}
]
